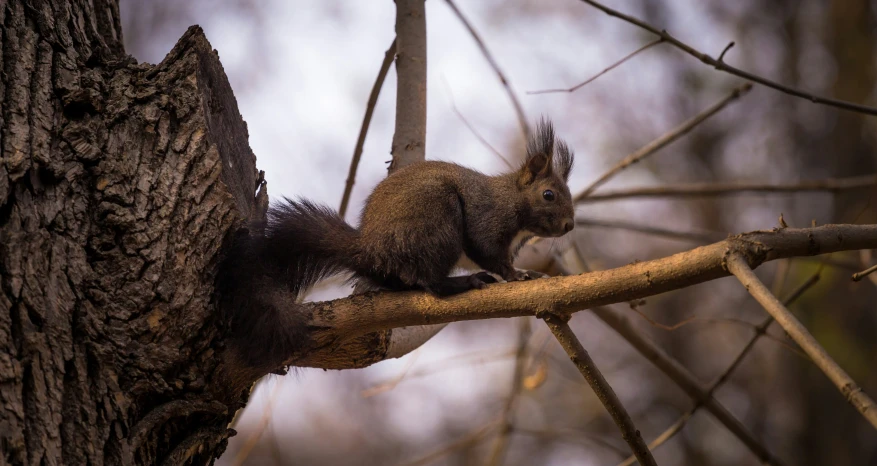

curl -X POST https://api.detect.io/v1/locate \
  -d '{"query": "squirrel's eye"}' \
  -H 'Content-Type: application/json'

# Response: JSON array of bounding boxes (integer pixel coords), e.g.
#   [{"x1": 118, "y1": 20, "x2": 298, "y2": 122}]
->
[{"x1": 542, "y1": 189, "x2": 555, "y2": 201}]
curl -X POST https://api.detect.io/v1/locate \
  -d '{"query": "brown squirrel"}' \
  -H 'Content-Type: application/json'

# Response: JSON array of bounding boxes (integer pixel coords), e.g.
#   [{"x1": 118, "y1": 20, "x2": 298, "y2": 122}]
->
[{"x1": 219, "y1": 119, "x2": 575, "y2": 369}]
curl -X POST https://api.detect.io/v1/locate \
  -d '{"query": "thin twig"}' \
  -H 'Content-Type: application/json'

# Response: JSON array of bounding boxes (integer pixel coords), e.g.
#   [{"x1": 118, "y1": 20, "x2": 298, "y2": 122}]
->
[
  {"x1": 339, "y1": 39, "x2": 397, "y2": 218},
  {"x1": 443, "y1": 0, "x2": 529, "y2": 138},
  {"x1": 727, "y1": 253, "x2": 877, "y2": 430},
  {"x1": 800, "y1": 255, "x2": 864, "y2": 272},
  {"x1": 543, "y1": 315, "x2": 657, "y2": 466},
  {"x1": 390, "y1": 0, "x2": 428, "y2": 172},
  {"x1": 617, "y1": 270, "x2": 821, "y2": 466},
  {"x1": 361, "y1": 348, "x2": 517, "y2": 397},
  {"x1": 440, "y1": 76, "x2": 515, "y2": 169},
  {"x1": 403, "y1": 420, "x2": 501, "y2": 466},
  {"x1": 575, "y1": 218, "x2": 725, "y2": 243},
  {"x1": 486, "y1": 318, "x2": 531, "y2": 466},
  {"x1": 577, "y1": 0, "x2": 877, "y2": 116},
  {"x1": 528, "y1": 39, "x2": 663, "y2": 94},
  {"x1": 361, "y1": 347, "x2": 421, "y2": 398},
  {"x1": 852, "y1": 263, "x2": 877, "y2": 282},
  {"x1": 575, "y1": 83, "x2": 752, "y2": 201},
  {"x1": 625, "y1": 310, "x2": 808, "y2": 359},
  {"x1": 514, "y1": 427, "x2": 629, "y2": 458},
  {"x1": 578, "y1": 174, "x2": 877, "y2": 203}
]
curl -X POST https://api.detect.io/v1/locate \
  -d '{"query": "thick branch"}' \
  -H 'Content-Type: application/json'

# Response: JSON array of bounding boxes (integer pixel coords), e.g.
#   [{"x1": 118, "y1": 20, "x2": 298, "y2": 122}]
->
[
  {"x1": 578, "y1": 0, "x2": 877, "y2": 116},
  {"x1": 727, "y1": 254, "x2": 877, "y2": 430},
  {"x1": 295, "y1": 224, "x2": 877, "y2": 351},
  {"x1": 544, "y1": 316, "x2": 657, "y2": 466},
  {"x1": 390, "y1": 0, "x2": 428, "y2": 172}
]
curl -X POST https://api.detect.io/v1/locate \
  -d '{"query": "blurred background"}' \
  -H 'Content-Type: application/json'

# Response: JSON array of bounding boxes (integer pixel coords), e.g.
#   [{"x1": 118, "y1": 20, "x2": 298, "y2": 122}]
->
[{"x1": 121, "y1": 1, "x2": 877, "y2": 464}]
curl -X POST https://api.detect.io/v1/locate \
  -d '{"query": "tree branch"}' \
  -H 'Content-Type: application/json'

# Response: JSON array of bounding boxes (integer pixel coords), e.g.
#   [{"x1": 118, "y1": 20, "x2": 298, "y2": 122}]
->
[
  {"x1": 444, "y1": 0, "x2": 529, "y2": 138},
  {"x1": 528, "y1": 39, "x2": 663, "y2": 95},
  {"x1": 575, "y1": 218, "x2": 725, "y2": 243},
  {"x1": 616, "y1": 270, "x2": 820, "y2": 466},
  {"x1": 852, "y1": 262, "x2": 877, "y2": 282},
  {"x1": 390, "y1": 0, "x2": 427, "y2": 172},
  {"x1": 586, "y1": 304, "x2": 786, "y2": 466},
  {"x1": 578, "y1": 174, "x2": 877, "y2": 203},
  {"x1": 726, "y1": 253, "x2": 877, "y2": 430},
  {"x1": 577, "y1": 0, "x2": 877, "y2": 116},
  {"x1": 575, "y1": 83, "x2": 752, "y2": 201},
  {"x1": 543, "y1": 315, "x2": 657, "y2": 466},
  {"x1": 339, "y1": 39, "x2": 397, "y2": 218},
  {"x1": 293, "y1": 224, "x2": 877, "y2": 352}
]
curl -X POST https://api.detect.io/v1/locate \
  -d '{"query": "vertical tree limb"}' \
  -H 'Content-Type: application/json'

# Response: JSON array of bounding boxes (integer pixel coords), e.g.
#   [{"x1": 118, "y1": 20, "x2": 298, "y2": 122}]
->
[
  {"x1": 727, "y1": 253, "x2": 877, "y2": 430},
  {"x1": 543, "y1": 315, "x2": 658, "y2": 466},
  {"x1": 390, "y1": 0, "x2": 428, "y2": 172}
]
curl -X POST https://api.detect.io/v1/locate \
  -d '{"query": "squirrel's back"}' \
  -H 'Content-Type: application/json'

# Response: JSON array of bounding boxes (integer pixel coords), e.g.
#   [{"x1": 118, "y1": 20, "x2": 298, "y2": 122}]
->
[{"x1": 219, "y1": 118, "x2": 575, "y2": 369}]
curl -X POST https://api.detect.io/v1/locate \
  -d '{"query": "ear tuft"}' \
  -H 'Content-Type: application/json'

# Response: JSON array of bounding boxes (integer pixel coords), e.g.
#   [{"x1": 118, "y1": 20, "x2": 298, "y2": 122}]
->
[
  {"x1": 554, "y1": 139, "x2": 574, "y2": 182},
  {"x1": 522, "y1": 117, "x2": 574, "y2": 183},
  {"x1": 526, "y1": 117, "x2": 555, "y2": 162}
]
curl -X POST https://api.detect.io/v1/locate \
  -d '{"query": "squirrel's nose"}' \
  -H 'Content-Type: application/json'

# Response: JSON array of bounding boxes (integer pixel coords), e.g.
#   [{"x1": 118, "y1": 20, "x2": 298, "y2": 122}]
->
[{"x1": 562, "y1": 219, "x2": 574, "y2": 233}]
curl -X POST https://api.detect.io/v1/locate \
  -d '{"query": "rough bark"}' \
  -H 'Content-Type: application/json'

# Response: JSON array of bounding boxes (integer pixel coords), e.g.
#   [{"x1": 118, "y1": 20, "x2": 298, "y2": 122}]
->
[{"x1": 0, "y1": 1, "x2": 260, "y2": 463}]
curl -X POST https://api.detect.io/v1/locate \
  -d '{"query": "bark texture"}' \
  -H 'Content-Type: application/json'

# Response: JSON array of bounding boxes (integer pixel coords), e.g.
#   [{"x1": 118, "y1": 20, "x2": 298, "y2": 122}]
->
[{"x1": 0, "y1": 1, "x2": 261, "y2": 463}]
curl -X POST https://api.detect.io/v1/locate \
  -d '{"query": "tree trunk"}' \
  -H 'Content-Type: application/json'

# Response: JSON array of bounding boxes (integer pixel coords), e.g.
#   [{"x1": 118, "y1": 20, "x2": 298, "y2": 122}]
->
[{"x1": 0, "y1": 1, "x2": 263, "y2": 463}]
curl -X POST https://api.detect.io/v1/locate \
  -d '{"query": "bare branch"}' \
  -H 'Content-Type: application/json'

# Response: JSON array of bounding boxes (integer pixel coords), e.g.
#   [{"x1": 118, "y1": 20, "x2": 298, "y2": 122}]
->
[
  {"x1": 578, "y1": 174, "x2": 877, "y2": 203},
  {"x1": 543, "y1": 315, "x2": 657, "y2": 466},
  {"x1": 440, "y1": 77, "x2": 515, "y2": 169},
  {"x1": 390, "y1": 0, "x2": 427, "y2": 172},
  {"x1": 486, "y1": 319, "x2": 531, "y2": 466},
  {"x1": 528, "y1": 39, "x2": 663, "y2": 95},
  {"x1": 727, "y1": 253, "x2": 877, "y2": 429},
  {"x1": 443, "y1": 0, "x2": 529, "y2": 138},
  {"x1": 617, "y1": 270, "x2": 821, "y2": 466},
  {"x1": 403, "y1": 421, "x2": 500, "y2": 466},
  {"x1": 852, "y1": 263, "x2": 877, "y2": 282},
  {"x1": 296, "y1": 224, "x2": 877, "y2": 353},
  {"x1": 587, "y1": 305, "x2": 787, "y2": 466},
  {"x1": 339, "y1": 39, "x2": 397, "y2": 218},
  {"x1": 575, "y1": 218, "x2": 725, "y2": 243},
  {"x1": 577, "y1": 0, "x2": 877, "y2": 116},
  {"x1": 575, "y1": 83, "x2": 752, "y2": 201}
]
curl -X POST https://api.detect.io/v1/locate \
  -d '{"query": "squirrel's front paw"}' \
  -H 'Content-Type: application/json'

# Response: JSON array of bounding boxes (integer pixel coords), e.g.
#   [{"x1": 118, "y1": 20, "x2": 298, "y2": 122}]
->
[{"x1": 510, "y1": 269, "x2": 548, "y2": 281}]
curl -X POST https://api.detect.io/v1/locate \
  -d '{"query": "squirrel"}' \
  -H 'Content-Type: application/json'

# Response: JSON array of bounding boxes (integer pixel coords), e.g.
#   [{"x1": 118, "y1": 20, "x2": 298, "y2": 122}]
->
[{"x1": 218, "y1": 118, "x2": 575, "y2": 370}]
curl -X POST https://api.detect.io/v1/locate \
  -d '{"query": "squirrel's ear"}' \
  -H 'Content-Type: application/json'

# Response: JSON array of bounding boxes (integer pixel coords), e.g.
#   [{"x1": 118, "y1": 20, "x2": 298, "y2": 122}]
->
[
  {"x1": 555, "y1": 140, "x2": 574, "y2": 182},
  {"x1": 519, "y1": 118, "x2": 556, "y2": 185},
  {"x1": 519, "y1": 152, "x2": 551, "y2": 185}
]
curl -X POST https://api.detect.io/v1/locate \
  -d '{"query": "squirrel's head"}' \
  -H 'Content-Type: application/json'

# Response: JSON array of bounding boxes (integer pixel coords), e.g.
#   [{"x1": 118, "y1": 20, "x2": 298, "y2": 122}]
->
[{"x1": 515, "y1": 119, "x2": 575, "y2": 238}]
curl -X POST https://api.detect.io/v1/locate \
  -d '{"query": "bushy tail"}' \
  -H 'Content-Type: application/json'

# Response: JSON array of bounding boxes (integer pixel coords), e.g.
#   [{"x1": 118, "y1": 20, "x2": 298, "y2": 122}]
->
[
  {"x1": 261, "y1": 198, "x2": 361, "y2": 293},
  {"x1": 217, "y1": 198, "x2": 360, "y2": 370}
]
